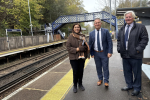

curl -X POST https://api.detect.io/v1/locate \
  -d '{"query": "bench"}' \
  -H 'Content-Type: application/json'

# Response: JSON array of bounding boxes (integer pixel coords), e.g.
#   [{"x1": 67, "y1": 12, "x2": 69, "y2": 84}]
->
[{"x1": 142, "y1": 64, "x2": 150, "y2": 80}]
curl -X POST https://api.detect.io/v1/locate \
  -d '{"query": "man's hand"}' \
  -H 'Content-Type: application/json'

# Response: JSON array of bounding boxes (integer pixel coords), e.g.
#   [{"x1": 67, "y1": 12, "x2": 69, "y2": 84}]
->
[
  {"x1": 107, "y1": 53, "x2": 112, "y2": 58},
  {"x1": 91, "y1": 55, "x2": 94, "y2": 58},
  {"x1": 137, "y1": 51, "x2": 139, "y2": 53}
]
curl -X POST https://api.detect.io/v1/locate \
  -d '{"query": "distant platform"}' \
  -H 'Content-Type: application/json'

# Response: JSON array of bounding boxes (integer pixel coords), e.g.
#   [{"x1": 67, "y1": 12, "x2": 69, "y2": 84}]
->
[{"x1": 0, "y1": 40, "x2": 67, "y2": 58}]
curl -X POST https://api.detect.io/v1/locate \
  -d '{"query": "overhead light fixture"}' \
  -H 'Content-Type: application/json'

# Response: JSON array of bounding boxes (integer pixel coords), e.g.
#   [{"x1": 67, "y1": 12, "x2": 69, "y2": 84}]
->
[
  {"x1": 117, "y1": 11, "x2": 128, "y2": 12},
  {"x1": 117, "y1": 13, "x2": 125, "y2": 14},
  {"x1": 142, "y1": 12, "x2": 145, "y2": 13}
]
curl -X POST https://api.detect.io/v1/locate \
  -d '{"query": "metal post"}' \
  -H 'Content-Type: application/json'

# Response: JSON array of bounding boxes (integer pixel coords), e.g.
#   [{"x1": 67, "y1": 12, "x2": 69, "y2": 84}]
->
[
  {"x1": 114, "y1": 31, "x2": 115, "y2": 40},
  {"x1": 148, "y1": 1, "x2": 150, "y2": 7},
  {"x1": 50, "y1": 32, "x2": 54, "y2": 41},
  {"x1": 140, "y1": 0, "x2": 142, "y2": 7},
  {"x1": 6, "y1": 29, "x2": 10, "y2": 50},
  {"x1": 20, "y1": 54, "x2": 22, "y2": 59},
  {"x1": 21, "y1": 30, "x2": 24, "y2": 47},
  {"x1": 115, "y1": 0, "x2": 117, "y2": 39},
  {"x1": 115, "y1": 0, "x2": 116, "y2": 16},
  {"x1": 7, "y1": 56, "x2": 9, "y2": 63},
  {"x1": 44, "y1": 48, "x2": 45, "y2": 53},
  {"x1": 47, "y1": 33, "x2": 49, "y2": 42},
  {"x1": 110, "y1": 0, "x2": 111, "y2": 32},
  {"x1": 52, "y1": 24, "x2": 55, "y2": 41},
  {"x1": 115, "y1": 18, "x2": 118, "y2": 39},
  {"x1": 30, "y1": 51, "x2": 31, "y2": 57},
  {"x1": 28, "y1": 0, "x2": 33, "y2": 36}
]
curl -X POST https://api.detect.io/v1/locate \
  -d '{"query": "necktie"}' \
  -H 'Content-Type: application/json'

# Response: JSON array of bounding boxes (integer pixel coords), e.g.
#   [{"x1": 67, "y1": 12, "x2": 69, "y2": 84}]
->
[
  {"x1": 124, "y1": 25, "x2": 130, "y2": 48},
  {"x1": 97, "y1": 30, "x2": 101, "y2": 51}
]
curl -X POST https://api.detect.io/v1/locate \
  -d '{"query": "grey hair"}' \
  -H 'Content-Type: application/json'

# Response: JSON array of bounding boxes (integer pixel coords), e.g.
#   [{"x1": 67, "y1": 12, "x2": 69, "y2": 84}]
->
[
  {"x1": 124, "y1": 11, "x2": 136, "y2": 19},
  {"x1": 94, "y1": 18, "x2": 101, "y2": 23}
]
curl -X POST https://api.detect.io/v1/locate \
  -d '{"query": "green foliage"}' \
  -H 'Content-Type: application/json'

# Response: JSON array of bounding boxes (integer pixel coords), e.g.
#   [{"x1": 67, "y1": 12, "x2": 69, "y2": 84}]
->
[
  {"x1": 0, "y1": 0, "x2": 44, "y2": 36},
  {"x1": 40, "y1": 0, "x2": 87, "y2": 36},
  {"x1": 40, "y1": 0, "x2": 86, "y2": 23},
  {"x1": 0, "y1": 0, "x2": 86, "y2": 37}
]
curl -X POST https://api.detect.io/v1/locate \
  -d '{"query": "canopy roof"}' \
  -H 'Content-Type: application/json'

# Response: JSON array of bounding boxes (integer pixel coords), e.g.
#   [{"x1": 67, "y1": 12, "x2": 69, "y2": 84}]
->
[{"x1": 116, "y1": 7, "x2": 150, "y2": 18}]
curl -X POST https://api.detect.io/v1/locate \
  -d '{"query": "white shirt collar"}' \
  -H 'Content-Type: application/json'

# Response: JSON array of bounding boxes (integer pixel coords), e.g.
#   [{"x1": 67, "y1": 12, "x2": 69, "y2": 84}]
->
[
  {"x1": 95, "y1": 28, "x2": 101, "y2": 32},
  {"x1": 126, "y1": 22, "x2": 134, "y2": 27}
]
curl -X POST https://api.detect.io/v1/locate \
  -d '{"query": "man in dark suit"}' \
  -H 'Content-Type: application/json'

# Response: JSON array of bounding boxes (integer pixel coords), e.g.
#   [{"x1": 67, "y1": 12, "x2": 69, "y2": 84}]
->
[
  {"x1": 89, "y1": 18, "x2": 113, "y2": 87},
  {"x1": 117, "y1": 11, "x2": 149, "y2": 96}
]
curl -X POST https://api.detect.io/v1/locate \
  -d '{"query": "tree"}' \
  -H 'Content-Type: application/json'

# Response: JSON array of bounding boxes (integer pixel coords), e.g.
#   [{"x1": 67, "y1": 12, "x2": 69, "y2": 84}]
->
[
  {"x1": 0, "y1": 0, "x2": 87, "y2": 36},
  {"x1": 40, "y1": 0, "x2": 86, "y2": 23},
  {"x1": 40, "y1": 0, "x2": 87, "y2": 36},
  {"x1": 0, "y1": 0, "x2": 44, "y2": 36}
]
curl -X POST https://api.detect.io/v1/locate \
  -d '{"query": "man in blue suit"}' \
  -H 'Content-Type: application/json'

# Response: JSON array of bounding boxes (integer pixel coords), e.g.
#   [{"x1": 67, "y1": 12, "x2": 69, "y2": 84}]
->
[{"x1": 89, "y1": 18, "x2": 113, "y2": 87}]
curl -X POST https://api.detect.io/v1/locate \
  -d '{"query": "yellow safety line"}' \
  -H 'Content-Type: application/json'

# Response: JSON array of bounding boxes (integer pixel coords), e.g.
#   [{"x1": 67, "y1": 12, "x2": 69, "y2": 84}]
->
[
  {"x1": 41, "y1": 59, "x2": 90, "y2": 100},
  {"x1": 0, "y1": 40, "x2": 67, "y2": 55}
]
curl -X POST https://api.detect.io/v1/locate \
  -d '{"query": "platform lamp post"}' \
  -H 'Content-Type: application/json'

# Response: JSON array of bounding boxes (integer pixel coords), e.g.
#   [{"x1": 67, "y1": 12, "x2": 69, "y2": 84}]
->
[
  {"x1": 140, "y1": 0, "x2": 142, "y2": 7},
  {"x1": 109, "y1": 0, "x2": 111, "y2": 34},
  {"x1": 114, "y1": 0, "x2": 117, "y2": 40},
  {"x1": 28, "y1": 0, "x2": 33, "y2": 36}
]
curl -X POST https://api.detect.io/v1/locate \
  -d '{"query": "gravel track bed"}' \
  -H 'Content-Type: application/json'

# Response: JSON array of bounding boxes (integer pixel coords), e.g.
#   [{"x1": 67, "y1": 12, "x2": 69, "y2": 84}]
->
[
  {"x1": 0, "y1": 47, "x2": 66, "y2": 87},
  {"x1": 0, "y1": 47, "x2": 65, "y2": 72}
]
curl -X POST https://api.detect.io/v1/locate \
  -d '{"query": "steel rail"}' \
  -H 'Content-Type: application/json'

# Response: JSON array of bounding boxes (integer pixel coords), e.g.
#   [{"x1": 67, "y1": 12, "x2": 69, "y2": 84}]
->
[
  {"x1": 0, "y1": 47, "x2": 66, "y2": 72},
  {"x1": 0, "y1": 51, "x2": 68, "y2": 95}
]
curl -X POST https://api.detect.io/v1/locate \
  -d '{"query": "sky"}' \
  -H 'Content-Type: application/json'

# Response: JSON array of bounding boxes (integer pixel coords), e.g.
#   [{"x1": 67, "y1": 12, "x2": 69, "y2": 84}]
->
[
  {"x1": 82, "y1": 0, "x2": 99, "y2": 13},
  {"x1": 82, "y1": 0, "x2": 100, "y2": 26}
]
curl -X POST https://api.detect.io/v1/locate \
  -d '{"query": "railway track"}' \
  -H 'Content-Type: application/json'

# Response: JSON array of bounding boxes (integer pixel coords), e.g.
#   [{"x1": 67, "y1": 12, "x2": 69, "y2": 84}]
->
[
  {"x1": 0, "y1": 47, "x2": 66, "y2": 73},
  {"x1": 0, "y1": 47, "x2": 68, "y2": 96}
]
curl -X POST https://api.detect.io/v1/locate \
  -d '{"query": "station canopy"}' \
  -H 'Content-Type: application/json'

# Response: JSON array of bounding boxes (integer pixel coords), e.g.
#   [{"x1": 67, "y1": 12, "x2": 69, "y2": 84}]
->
[{"x1": 116, "y1": 7, "x2": 150, "y2": 18}]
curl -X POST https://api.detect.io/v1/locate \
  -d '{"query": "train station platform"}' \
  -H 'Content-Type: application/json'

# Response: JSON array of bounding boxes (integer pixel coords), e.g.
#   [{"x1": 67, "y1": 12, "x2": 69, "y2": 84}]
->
[
  {"x1": 2, "y1": 42, "x2": 150, "y2": 100},
  {"x1": 0, "y1": 40, "x2": 67, "y2": 58}
]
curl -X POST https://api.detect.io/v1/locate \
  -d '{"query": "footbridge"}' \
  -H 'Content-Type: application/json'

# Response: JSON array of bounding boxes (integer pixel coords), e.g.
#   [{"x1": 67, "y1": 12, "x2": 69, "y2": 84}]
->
[{"x1": 51, "y1": 11, "x2": 119, "y2": 37}]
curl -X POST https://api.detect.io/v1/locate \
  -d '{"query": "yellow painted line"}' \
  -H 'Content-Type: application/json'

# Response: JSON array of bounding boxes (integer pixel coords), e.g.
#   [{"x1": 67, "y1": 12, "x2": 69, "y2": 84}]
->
[
  {"x1": 0, "y1": 40, "x2": 67, "y2": 55},
  {"x1": 41, "y1": 58, "x2": 90, "y2": 100}
]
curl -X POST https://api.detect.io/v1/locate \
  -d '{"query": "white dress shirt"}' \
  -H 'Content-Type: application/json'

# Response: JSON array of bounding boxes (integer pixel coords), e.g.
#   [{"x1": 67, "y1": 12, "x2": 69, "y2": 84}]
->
[{"x1": 94, "y1": 28, "x2": 103, "y2": 51}]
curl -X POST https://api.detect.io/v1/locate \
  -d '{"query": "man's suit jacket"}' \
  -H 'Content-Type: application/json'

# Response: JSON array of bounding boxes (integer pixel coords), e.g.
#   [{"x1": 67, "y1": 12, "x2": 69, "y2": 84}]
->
[
  {"x1": 89, "y1": 28, "x2": 113, "y2": 57},
  {"x1": 117, "y1": 21, "x2": 149, "y2": 59}
]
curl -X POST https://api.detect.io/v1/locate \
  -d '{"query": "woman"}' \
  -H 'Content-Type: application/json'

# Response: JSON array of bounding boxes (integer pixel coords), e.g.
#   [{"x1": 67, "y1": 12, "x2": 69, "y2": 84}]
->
[{"x1": 66, "y1": 23, "x2": 89, "y2": 93}]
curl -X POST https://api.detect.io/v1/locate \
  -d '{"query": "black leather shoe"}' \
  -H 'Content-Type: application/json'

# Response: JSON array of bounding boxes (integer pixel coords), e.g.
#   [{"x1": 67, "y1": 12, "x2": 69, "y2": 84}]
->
[
  {"x1": 79, "y1": 85, "x2": 85, "y2": 91},
  {"x1": 73, "y1": 86, "x2": 77, "y2": 93},
  {"x1": 131, "y1": 90, "x2": 140, "y2": 96},
  {"x1": 121, "y1": 87, "x2": 133, "y2": 91}
]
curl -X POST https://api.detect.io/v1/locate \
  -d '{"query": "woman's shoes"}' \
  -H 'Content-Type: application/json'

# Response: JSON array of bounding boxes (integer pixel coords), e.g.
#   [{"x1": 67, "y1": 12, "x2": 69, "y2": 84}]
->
[
  {"x1": 73, "y1": 86, "x2": 77, "y2": 93},
  {"x1": 73, "y1": 85, "x2": 85, "y2": 93},
  {"x1": 79, "y1": 84, "x2": 85, "y2": 91}
]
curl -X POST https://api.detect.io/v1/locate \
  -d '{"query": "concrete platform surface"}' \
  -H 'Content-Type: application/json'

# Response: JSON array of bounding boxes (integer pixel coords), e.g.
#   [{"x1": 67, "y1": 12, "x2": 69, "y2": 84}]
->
[{"x1": 64, "y1": 42, "x2": 150, "y2": 100}]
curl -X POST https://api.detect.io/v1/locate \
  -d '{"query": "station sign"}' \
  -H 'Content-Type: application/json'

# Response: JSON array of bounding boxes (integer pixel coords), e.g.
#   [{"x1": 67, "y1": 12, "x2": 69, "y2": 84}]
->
[
  {"x1": 6, "y1": 29, "x2": 22, "y2": 32},
  {"x1": 6, "y1": 29, "x2": 23, "y2": 50}
]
